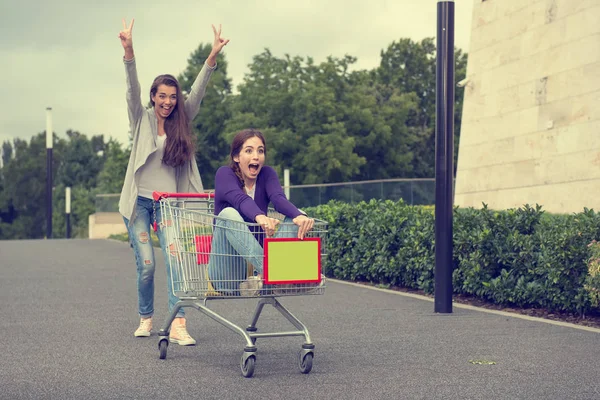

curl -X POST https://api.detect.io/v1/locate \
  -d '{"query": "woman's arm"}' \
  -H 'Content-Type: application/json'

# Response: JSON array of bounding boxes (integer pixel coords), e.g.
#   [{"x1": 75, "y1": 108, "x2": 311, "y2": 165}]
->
[
  {"x1": 263, "y1": 167, "x2": 314, "y2": 239},
  {"x1": 215, "y1": 167, "x2": 264, "y2": 220},
  {"x1": 263, "y1": 167, "x2": 303, "y2": 218},
  {"x1": 119, "y1": 19, "x2": 143, "y2": 127},
  {"x1": 184, "y1": 24, "x2": 229, "y2": 121}
]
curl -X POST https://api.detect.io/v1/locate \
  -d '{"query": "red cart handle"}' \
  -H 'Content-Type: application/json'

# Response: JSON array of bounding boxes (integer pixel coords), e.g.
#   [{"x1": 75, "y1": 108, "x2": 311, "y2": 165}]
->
[{"x1": 152, "y1": 192, "x2": 215, "y2": 201}]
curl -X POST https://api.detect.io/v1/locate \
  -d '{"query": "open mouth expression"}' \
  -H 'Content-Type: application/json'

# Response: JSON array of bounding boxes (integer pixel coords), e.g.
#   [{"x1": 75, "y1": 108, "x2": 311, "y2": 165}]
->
[
  {"x1": 152, "y1": 84, "x2": 177, "y2": 120},
  {"x1": 234, "y1": 137, "x2": 265, "y2": 183}
]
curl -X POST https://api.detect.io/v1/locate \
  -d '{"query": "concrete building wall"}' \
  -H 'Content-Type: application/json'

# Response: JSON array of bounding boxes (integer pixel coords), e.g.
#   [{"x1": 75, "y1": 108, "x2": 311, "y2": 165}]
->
[
  {"x1": 89, "y1": 212, "x2": 127, "y2": 239},
  {"x1": 455, "y1": 0, "x2": 600, "y2": 213}
]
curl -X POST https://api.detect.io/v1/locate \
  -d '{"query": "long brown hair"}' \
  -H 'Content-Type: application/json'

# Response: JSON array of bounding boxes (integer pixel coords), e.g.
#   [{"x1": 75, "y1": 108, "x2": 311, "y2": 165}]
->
[
  {"x1": 150, "y1": 74, "x2": 195, "y2": 167},
  {"x1": 229, "y1": 129, "x2": 266, "y2": 188}
]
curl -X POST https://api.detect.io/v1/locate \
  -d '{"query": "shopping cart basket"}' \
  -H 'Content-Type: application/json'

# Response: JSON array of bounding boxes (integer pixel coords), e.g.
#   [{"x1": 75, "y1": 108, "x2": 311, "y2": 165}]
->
[{"x1": 153, "y1": 192, "x2": 327, "y2": 377}]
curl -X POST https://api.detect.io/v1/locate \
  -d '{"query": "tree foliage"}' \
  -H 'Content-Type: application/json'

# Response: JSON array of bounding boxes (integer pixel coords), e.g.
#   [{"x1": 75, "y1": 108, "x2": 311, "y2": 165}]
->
[
  {"x1": 96, "y1": 138, "x2": 130, "y2": 194},
  {"x1": 0, "y1": 131, "x2": 109, "y2": 239},
  {"x1": 227, "y1": 50, "x2": 422, "y2": 184},
  {"x1": 0, "y1": 135, "x2": 57, "y2": 238},
  {"x1": 0, "y1": 35, "x2": 468, "y2": 239},
  {"x1": 376, "y1": 37, "x2": 467, "y2": 177}
]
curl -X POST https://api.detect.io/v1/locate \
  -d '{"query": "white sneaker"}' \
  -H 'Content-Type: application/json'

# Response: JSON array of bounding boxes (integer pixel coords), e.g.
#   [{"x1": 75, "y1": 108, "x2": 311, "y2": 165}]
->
[
  {"x1": 239, "y1": 275, "x2": 263, "y2": 297},
  {"x1": 134, "y1": 317, "x2": 152, "y2": 337},
  {"x1": 169, "y1": 318, "x2": 196, "y2": 346}
]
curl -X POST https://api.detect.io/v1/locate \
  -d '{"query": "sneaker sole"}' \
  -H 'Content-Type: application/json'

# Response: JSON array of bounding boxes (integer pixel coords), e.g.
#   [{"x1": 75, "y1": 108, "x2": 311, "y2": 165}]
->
[
  {"x1": 169, "y1": 337, "x2": 196, "y2": 346},
  {"x1": 134, "y1": 331, "x2": 151, "y2": 337}
]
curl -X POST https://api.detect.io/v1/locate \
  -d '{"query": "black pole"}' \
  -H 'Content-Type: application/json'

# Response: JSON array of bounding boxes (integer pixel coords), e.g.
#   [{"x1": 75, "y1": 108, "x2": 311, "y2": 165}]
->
[
  {"x1": 434, "y1": 0, "x2": 455, "y2": 313},
  {"x1": 46, "y1": 107, "x2": 53, "y2": 239},
  {"x1": 46, "y1": 149, "x2": 52, "y2": 238},
  {"x1": 66, "y1": 213, "x2": 71, "y2": 238},
  {"x1": 66, "y1": 187, "x2": 71, "y2": 239}
]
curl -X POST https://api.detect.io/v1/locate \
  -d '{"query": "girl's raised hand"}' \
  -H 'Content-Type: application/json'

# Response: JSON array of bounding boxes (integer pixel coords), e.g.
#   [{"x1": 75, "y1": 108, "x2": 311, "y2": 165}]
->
[
  {"x1": 211, "y1": 24, "x2": 230, "y2": 55},
  {"x1": 119, "y1": 18, "x2": 135, "y2": 49}
]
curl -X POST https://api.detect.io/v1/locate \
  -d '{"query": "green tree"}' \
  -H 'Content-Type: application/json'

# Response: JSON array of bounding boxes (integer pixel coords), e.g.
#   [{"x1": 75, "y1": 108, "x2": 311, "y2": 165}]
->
[
  {"x1": 376, "y1": 38, "x2": 467, "y2": 177},
  {"x1": 52, "y1": 183, "x2": 97, "y2": 239},
  {"x1": 0, "y1": 155, "x2": 7, "y2": 238},
  {"x1": 0, "y1": 130, "x2": 111, "y2": 239},
  {"x1": 229, "y1": 50, "x2": 419, "y2": 184},
  {"x1": 299, "y1": 123, "x2": 365, "y2": 183},
  {"x1": 178, "y1": 43, "x2": 233, "y2": 189},
  {"x1": 97, "y1": 138, "x2": 130, "y2": 194},
  {"x1": 52, "y1": 130, "x2": 107, "y2": 237},
  {"x1": 2, "y1": 141, "x2": 12, "y2": 166},
  {"x1": 339, "y1": 70, "x2": 419, "y2": 180},
  {"x1": 58, "y1": 130, "x2": 104, "y2": 188},
  {"x1": 0, "y1": 134, "x2": 61, "y2": 239}
]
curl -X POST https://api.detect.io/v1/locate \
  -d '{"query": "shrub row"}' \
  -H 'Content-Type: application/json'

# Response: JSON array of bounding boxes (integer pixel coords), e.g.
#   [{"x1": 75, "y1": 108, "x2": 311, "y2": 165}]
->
[{"x1": 306, "y1": 200, "x2": 600, "y2": 315}]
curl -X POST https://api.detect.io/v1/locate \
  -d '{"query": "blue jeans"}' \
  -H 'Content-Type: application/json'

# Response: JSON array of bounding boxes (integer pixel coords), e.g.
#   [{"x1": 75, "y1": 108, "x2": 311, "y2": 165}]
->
[
  {"x1": 123, "y1": 196, "x2": 184, "y2": 318},
  {"x1": 207, "y1": 207, "x2": 297, "y2": 294}
]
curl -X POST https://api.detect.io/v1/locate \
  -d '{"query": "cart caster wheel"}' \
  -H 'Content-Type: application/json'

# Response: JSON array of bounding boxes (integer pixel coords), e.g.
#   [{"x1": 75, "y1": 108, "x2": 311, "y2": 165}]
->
[
  {"x1": 241, "y1": 353, "x2": 256, "y2": 378},
  {"x1": 159, "y1": 339, "x2": 168, "y2": 360},
  {"x1": 298, "y1": 351, "x2": 313, "y2": 374}
]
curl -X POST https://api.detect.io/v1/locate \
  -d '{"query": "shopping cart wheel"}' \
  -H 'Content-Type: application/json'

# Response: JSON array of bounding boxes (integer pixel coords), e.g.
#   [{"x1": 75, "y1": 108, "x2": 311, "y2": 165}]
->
[
  {"x1": 240, "y1": 353, "x2": 256, "y2": 378},
  {"x1": 158, "y1": 339, "x2": 169, "y2": 360},
  {"x1": 298, "y1": 350, "x2": 313, "y2": 374}
]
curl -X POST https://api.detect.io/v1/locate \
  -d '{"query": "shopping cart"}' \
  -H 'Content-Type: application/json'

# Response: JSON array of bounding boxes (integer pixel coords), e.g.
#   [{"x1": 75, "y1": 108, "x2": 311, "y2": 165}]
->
[{"x1": 152, "y1": 192, "x2": 327, "y2": 377}]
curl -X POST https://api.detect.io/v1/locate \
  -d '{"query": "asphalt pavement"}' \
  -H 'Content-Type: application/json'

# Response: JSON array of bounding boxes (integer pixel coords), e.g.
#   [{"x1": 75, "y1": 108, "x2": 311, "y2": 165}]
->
[{"x1": 0, "y1": 239, "x2": 598, "y2": 400}]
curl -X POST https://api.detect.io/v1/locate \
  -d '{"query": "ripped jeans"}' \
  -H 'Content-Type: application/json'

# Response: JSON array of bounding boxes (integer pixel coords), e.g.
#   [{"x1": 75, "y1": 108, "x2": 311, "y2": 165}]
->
[{"x1": 123, "y1": 196, "x2": 184, "y2": 318}]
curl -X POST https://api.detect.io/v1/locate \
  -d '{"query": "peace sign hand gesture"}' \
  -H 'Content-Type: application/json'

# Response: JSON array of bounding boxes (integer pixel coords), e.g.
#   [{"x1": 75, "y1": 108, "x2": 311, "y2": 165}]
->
[
  {"x1": 119, "y1": 18, "x2": 135, "y2": 60},
  {"x1": 206, "y1": 24, "x2": 229, "y2": 67},
  {"x1": 211, "y1": 24, "x2": 229, "y2": 54}
]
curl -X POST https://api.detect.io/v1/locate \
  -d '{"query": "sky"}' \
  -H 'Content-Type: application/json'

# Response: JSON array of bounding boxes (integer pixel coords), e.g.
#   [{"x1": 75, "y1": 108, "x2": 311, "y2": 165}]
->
[{"x1": 0, "y1": 0, "x2": 474, "y2": 148}]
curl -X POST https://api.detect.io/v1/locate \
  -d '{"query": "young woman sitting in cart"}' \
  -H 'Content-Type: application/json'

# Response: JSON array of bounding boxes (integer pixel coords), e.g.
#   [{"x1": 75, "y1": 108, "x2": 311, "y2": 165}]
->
[{"x1": 208, "y1": 129, "x2": 315, "y2": 295}]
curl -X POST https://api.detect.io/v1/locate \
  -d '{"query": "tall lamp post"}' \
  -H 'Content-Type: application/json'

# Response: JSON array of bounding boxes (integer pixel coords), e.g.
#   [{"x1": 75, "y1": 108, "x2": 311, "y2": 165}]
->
[
  {"x1": 65, "y1": 187, "x2": 71, "y2": 239},
  {"x1": 46, "y1": 107, "x2": 53, "y2": 239},
  {"x1": 434, "y1": 0, "x2": 455, "y2": 313}
]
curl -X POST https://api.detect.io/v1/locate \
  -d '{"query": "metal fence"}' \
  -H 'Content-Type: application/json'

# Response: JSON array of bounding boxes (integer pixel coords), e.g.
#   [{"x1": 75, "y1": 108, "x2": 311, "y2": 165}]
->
[
  {"x1": 95, "y1": 178, "x2": 435, "y2": 213},
  {"x1": 287, "y1": 179, "x2": 435, "y2": 209},
  {"x1": 95, "y1": 194, "x2": 120, "y2": 213}
]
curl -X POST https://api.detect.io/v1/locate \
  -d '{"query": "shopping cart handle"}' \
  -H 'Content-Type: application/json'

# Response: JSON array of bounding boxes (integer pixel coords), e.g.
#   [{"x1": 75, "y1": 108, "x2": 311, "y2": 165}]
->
[{"x1": 152, "y1": 192, "x2": 215, "y2": 201}]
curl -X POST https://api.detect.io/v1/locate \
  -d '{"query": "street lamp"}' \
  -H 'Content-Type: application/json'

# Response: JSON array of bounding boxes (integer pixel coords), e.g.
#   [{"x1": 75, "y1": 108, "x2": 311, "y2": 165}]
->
[{"x1": 46, "y1": 107, "x2": 53, "y2": 239}]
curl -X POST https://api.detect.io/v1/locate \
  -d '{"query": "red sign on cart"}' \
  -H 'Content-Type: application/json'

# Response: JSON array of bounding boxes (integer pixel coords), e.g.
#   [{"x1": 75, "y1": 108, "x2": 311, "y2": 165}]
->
[{"x1": 263, "y1": 238, "x2": 321, "y2": 284}]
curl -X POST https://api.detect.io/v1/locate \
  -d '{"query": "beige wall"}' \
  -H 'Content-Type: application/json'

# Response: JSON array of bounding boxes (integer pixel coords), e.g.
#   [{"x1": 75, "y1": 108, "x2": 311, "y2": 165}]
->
[
  {"x1": 89, "y1": 212, "x2": 127, "y2": 239},
  {"x1": 455, "y1": 0, "x2": 600, "y2": 213}
]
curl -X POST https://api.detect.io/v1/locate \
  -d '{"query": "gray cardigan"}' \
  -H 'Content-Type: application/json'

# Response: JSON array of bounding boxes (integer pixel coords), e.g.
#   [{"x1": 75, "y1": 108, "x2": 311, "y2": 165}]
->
[{"x1": 119, "y1": 57, "x2": 215, "y2": 223}]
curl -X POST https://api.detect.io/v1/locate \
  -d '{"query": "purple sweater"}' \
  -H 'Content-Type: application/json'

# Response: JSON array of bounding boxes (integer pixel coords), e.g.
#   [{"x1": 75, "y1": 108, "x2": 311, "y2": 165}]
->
[{"x1": 214, "y1": 165, "x2": 303, "y2": 222}]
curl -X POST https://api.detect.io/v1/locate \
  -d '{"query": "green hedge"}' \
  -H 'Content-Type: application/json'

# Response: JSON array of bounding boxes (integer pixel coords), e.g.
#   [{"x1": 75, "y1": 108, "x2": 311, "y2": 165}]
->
[{"x1": 306, "y1": 200, "x2": 600, "y2": 315}]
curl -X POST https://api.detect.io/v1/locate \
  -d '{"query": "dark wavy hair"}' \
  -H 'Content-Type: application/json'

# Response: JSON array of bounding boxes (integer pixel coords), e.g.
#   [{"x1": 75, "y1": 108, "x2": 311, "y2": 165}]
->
[
  {"x1": 229, "y1": 129, "x2": 266, "y2": 188},
  {"x1": 150, "y1": 74, "x2": 195, "y2": 167}
]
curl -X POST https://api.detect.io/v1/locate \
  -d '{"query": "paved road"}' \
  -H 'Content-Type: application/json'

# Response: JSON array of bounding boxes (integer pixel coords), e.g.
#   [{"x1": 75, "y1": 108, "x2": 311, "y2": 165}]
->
[{"x1": 0, "y1": 239, "x2": 599, "y2": 400}]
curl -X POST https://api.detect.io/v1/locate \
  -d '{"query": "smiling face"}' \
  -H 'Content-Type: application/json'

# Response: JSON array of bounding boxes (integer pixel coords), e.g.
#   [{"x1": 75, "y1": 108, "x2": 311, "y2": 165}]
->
[
  {"x1": 233, "y1": 136, "x2": 266, "y2": 186},
  {"x1": 151, "y1": 84, "x2": 178, "y2": 121}
]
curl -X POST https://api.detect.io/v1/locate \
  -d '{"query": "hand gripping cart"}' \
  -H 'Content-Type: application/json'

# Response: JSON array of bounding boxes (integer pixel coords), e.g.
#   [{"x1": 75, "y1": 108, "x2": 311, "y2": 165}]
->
[{"x1": 152, "y1": 192, "x2": 327, "y2": 378}]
